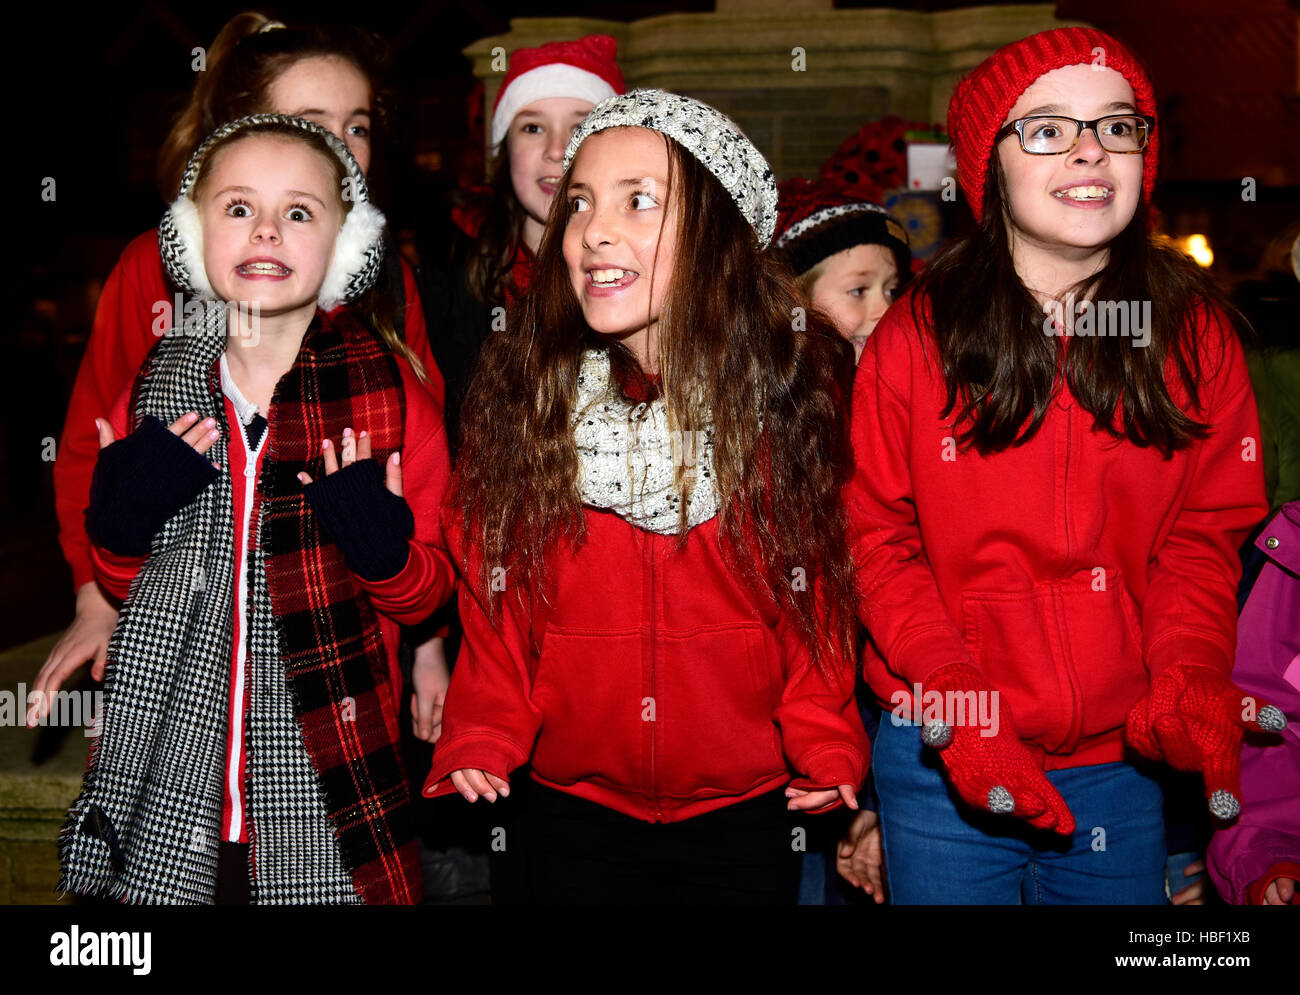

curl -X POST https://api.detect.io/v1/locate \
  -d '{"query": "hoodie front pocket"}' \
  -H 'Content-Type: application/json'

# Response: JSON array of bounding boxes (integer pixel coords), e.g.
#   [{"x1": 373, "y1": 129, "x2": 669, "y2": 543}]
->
[
  {"x1": 961, "y1": 573, "x2": 1146, "y2": 754},
  {"x1": 530, "y1": 627, "x2": 644, "y2": 791},
  {"x1": 1055, "y1": 571, "x2": 1148, "y2": 745},
  {"x1": 658, "y1": 623, "x2": 785, "y2": 798}
]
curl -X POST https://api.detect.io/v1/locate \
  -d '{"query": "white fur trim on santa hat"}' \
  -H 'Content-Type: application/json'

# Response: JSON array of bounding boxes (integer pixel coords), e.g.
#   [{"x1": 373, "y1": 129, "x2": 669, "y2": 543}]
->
[
  {"x1": 491, "y1": 64, "x2": 617, "y2": 151},
  {"x1": 317, "y1": 200, "x2": 385, "y2": 312}
]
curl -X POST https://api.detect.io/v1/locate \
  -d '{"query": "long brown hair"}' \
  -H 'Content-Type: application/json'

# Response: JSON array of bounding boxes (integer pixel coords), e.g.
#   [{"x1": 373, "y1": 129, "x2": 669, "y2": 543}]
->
[
  {"x1": 457, "y1": 140, "x2": 530, "y2": 306},
  {"x1": 915, "y1": 154, "x2": 1232, "y2": 457},
  {"x1": 191, "y1": 122, "x2": 423, "y2": 376},
  {"x1": 454, "y1": 130, "x2": 860, "y2": 674},
  {"x1": 157, "y1": 14, "x2": 392, "y2": 201}
]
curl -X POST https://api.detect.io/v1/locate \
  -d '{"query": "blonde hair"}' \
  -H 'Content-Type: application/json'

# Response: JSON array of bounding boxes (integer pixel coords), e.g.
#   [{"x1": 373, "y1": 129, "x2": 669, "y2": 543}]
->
[
  {"x1": 796, "y1": 256, "x2": 833, "y2": 297},
  {"x1": 156, "y1": 13, "x2": 391, "y2": 200},
  {"x1": 191, "y1": 124, "x2": 425, "y2": 381}
]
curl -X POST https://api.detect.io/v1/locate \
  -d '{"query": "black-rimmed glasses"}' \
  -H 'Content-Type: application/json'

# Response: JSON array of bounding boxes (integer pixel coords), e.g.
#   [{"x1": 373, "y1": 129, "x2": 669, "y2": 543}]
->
[{"x1": 996, "y1": 114, "x2": 1156, "y2": 155}]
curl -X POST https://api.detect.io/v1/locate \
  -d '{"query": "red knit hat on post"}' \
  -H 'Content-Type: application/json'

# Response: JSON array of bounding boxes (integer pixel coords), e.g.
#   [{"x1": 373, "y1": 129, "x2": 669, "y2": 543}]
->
[
  {"x1": 947, "y1": 27, "x2": 1159, "y2": 220},
  {"x1": 491, "y1": 34, "x2": 625, "y2": 152}
]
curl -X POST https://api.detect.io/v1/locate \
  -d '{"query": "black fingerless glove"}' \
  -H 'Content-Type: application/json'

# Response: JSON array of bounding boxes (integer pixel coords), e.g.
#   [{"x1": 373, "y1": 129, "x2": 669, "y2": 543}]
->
[
  {"x1": 302, "y1": 459, "x2": 414, "y2": 582},
  {"x1": 85, "y1": 415, "x2": 221, "y2": 556}
]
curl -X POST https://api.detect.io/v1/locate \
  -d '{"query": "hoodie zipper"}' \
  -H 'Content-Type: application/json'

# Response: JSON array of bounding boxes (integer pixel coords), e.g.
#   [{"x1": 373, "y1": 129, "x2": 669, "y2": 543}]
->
[
  {"x1": 1056, "y1": 402, "x2": 1083, "y2": 751},
  {"x1": 648, "y1": 531, "x2": 662, "y2": 822}
]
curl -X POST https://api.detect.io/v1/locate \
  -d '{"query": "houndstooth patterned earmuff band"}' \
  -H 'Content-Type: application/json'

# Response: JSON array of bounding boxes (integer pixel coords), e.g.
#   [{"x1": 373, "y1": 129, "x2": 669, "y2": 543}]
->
[{"x1": 158, "y1": 113, "x2": 386, "y2": 312}]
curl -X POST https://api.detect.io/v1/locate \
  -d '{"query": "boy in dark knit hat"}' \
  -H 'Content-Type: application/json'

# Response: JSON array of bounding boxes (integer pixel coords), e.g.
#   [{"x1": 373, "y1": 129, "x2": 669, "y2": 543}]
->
[{"x1": 775, "y1": 178, "x2": 911, "y2": 363}]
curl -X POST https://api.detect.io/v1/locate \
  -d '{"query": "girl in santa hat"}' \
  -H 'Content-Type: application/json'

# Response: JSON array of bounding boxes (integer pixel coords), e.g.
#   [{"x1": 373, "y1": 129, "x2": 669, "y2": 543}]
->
[
  {"x1": 847, "y1": 26, "x2": 1285, "y2": 904},
  {"x1": 422, "y1": 34, "x2": 626, "y2": 452}
]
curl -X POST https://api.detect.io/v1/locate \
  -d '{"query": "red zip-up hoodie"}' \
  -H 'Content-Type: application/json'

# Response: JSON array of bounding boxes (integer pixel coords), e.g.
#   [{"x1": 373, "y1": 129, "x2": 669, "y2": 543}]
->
[
  {"x1": 847, "y1": 290, "x2": 1268, "y2": 769},
  {"x1": 424, "y1": 378, "x2": 869, "y2": 822}
]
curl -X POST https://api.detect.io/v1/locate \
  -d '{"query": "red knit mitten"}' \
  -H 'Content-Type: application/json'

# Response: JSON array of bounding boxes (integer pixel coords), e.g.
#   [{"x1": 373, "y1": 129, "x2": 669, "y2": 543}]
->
[
  {"x1": 918, "y1": 662, "x2": 1076, "y2": 834},
  {"x1": 1125, "y1": 663, "x2": 1287, "y2": 820}
]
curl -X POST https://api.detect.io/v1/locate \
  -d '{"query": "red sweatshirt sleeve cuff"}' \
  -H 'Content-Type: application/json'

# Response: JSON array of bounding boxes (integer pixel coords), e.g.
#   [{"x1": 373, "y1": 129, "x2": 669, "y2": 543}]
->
[
  {"x1": 1146, "y1": 634, "x2": 1233, "y2": 679},
  {"x1": 90, "y1": 545, "x2": 148, "y2": 601},
  {"x1": 356, "y1": 542, "x2": 454, "y2": 626},
  {"x1": 1246, "y1": 861, "x2": 1300, "y2": 905},
  {"x1": 887, "y1": 623, "x2": 974, "y2": 686},
  {"x1": 422, "y1": 732, "x2": 529, "y2": 798},
  {"x1": 789, "y1": 745, "x2": 867, "y2": 798}
]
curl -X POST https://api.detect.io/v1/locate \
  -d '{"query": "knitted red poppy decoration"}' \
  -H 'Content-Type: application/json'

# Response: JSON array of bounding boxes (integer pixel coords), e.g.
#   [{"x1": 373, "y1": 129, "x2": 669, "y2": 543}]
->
[
  {"x1": 947, "y1": 26, "x2": 1159, "y2": 220},
  {"x1": 820, "y1": 115, "x2": 933, "y2": 201}
]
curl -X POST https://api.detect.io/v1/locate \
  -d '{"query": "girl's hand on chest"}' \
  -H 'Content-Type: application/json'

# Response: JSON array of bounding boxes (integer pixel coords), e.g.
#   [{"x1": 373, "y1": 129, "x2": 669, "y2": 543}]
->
[{"x1": 297, "y1": 427, "x2": 402, "y2": 494}]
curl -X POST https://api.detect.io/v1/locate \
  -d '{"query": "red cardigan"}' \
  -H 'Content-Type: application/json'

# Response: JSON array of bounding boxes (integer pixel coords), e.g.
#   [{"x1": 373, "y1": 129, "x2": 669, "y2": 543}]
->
[
  {"x1": 846, "y1": 290, "x2": 1268, "y2": 770},
  {"x1": 57, "y1": 229, "x2": 444, "y2": 592}
]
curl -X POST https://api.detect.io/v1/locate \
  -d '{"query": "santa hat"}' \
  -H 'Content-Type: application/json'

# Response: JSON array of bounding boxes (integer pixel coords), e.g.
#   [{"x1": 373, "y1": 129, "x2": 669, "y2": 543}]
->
[
  {"x1": 775, "y1": 178, "x2": 910, "y2": 278},
  {"x1": 491, "y1": 34, "x2": 625, "y2": 152},
  {"x1": 948, "y1": 27, "x2": 1158, "y2": 220}
]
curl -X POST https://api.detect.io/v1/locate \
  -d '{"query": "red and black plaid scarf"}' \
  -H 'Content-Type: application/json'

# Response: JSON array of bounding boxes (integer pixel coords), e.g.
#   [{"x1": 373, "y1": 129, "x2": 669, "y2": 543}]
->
[{"x1": 259, "y1": 306, "x2": 420, "y2": 905}]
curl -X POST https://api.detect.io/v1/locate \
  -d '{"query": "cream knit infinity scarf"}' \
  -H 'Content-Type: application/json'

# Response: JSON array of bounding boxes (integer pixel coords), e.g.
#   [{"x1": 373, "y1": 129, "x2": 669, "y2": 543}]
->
[{"x1": 572, "y1": 349, "x2": 721, "y2": 534}]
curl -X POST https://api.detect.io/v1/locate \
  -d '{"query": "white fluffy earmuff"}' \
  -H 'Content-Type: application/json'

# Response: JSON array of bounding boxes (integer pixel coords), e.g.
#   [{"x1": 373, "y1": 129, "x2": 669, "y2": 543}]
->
[
  {"x1": 158, "y1": 113, "x2": 386, "y2": 311},
  {"x1": 317, "y1": 200, "x2": 386, "y2": 312}
]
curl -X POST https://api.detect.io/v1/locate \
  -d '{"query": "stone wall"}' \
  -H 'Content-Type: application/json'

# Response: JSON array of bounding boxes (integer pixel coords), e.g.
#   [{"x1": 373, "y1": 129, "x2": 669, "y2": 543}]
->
[
  {"x1": 0, "y1": 633, "x2": 87, "y2": 904},
  {"x1": 463, "y1": 4, "x2": 1083, "y2": 180}
]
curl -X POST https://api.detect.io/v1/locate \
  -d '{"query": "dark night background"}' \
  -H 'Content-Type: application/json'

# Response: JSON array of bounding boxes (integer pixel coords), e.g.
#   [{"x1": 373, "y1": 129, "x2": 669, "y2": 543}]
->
[{"x1": 4, "y1": 0, "x2": 1298, "y2": 650}]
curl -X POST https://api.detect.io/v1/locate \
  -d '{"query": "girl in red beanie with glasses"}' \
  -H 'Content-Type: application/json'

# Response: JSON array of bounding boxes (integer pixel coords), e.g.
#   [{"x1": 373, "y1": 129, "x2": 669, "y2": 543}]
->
[{"x1": 847, "y1": 27, "x2": 1285, "y2": 903}]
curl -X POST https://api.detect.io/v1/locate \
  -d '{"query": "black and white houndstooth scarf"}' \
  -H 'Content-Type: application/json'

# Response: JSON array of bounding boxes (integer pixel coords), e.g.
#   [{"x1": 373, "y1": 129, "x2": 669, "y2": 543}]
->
[{"x1": 59, "y1": 302, "x2": 358, "y2": 904}]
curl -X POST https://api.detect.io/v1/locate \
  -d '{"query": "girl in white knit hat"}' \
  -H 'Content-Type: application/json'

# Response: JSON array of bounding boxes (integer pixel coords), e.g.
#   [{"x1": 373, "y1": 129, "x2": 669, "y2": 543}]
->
[{"x1": 425, "y1": 90, "x2": 870, "y2": 904}]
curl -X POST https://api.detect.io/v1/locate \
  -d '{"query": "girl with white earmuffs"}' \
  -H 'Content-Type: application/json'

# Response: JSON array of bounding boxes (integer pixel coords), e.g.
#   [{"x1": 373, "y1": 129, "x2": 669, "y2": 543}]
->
[{"x1": 59, "y1": 115, "x2": 455, "y2": 905}]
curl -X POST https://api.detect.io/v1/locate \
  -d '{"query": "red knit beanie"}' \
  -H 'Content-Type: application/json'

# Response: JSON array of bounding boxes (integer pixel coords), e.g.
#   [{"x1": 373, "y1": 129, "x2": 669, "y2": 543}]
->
[
  {"x1": 491, "y1": 35, "x2": 625, "y2": 151},
  {"x1": 948, "y1": 27, "x2": 1158, "y2": 220}
]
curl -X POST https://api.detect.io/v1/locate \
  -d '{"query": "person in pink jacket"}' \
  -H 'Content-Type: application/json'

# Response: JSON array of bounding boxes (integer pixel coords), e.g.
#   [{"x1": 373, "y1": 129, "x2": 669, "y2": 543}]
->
[{"x1": 1207, "y1": 500, "x2": 1300, "y2": 904}]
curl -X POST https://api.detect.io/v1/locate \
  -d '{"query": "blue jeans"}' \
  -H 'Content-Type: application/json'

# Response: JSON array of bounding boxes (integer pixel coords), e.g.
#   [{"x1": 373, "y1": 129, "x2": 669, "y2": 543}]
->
[
  {"x1": 1165, "y1": 850, "x2": 1207, "y2": 902},
  {"x1": 797, "y1": 851, "x2": 827, "y2": 905},
  {"x1": 873, "y1": 717, "x2": 1166, "y2": 904}
]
